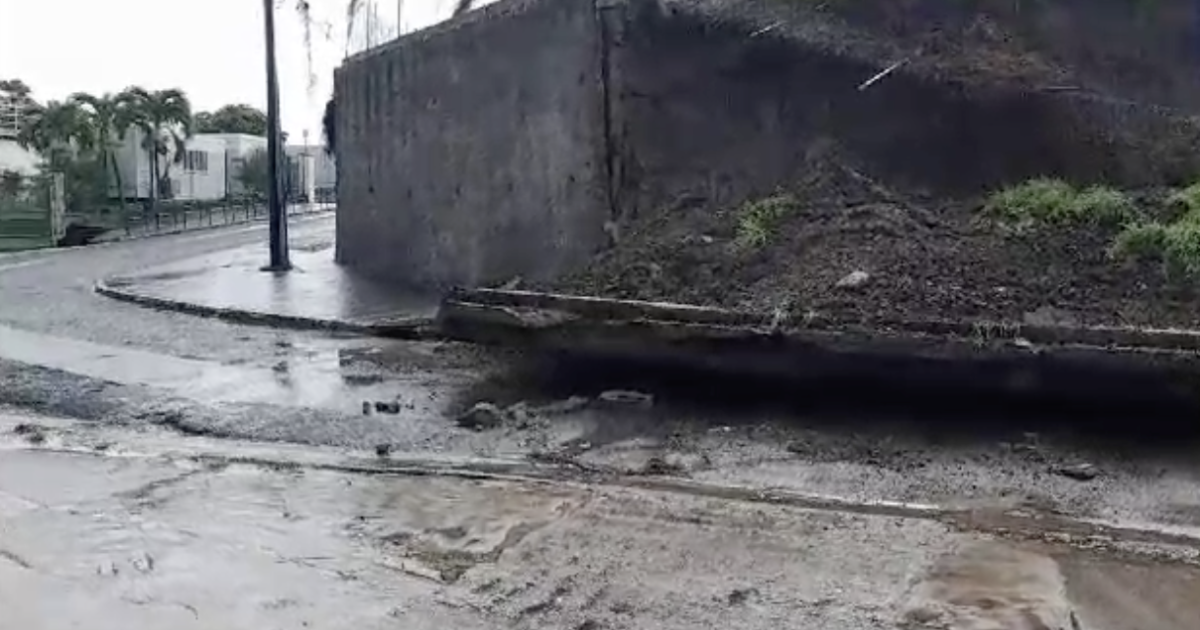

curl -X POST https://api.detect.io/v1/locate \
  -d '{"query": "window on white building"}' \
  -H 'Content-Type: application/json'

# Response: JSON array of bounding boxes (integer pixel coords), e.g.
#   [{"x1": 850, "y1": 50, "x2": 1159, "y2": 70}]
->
[{"x1": 184, "y1": 150, "x2": 209, "y2": 172}]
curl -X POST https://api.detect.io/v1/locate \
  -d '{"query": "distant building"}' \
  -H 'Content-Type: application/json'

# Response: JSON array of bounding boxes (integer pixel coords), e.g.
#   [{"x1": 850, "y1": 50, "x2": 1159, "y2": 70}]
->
[
  {"x1": 0, "y1": 89, "x2": 23, "y2": 140},
  {"x1": 285, "y1": 144, "x2": 336, "y2": 201},
  {"x1": 0, "y1": 88, "x2": 39, "y2": 176},
  {"x1": 0, "y1": 140, "x2": 39, "y2": 176},
  {"x1": 111, "y1": 131, "x2": 267, "y2": 201}
]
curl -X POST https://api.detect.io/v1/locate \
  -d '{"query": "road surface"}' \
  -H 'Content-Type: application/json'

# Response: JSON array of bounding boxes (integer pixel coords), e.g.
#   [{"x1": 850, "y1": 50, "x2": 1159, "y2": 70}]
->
[{"x1": 2, "y1": 215, "x2": 1200, "y2": 628}]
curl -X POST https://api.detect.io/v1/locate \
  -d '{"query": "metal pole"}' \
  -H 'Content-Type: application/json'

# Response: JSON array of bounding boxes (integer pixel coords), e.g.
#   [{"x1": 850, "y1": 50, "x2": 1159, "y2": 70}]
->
[{"x1": 263, "y1": 0, "x2": 291, "y2": 271}]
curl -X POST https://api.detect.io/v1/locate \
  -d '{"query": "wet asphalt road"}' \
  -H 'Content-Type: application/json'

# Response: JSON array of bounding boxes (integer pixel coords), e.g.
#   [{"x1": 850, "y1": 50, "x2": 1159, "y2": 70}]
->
[
  {"x1": 3, "y1": 215, "x2": 1200, "y2": 542},
  {"x1": 0, "y1": 214, "x2": 341, "y2": 362},
  {"x1": 4, "y1": 407, "x2": 1200, "y2": 630},
  {"x1": 4, "y1": 215, "x2": 1200, "y2": 627}
]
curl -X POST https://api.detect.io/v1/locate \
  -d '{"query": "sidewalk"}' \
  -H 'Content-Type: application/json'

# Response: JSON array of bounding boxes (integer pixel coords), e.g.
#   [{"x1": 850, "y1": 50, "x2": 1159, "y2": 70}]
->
[{"x1": 95, "y1": 226, "x2": 438, "y2": 337}]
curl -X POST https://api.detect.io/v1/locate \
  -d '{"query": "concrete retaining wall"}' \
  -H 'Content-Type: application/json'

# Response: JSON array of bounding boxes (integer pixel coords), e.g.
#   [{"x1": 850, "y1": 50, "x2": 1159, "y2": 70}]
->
[
  {"x1": 335, "y1": 0, "x2": 1200, "y2": 287},
  {"x1": 334, "y1": 0, "x2": 611, "y2": 288}
]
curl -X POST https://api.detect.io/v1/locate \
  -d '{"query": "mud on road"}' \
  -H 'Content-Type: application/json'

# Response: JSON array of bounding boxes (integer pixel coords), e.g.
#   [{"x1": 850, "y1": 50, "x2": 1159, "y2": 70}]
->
[{"x1": 3, "y1": 407, "x2": 1199, "y2": 630}]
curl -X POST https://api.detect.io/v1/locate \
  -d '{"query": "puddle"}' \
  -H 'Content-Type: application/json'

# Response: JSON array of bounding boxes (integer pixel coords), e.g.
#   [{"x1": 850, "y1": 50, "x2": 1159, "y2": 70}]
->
[
  {"x1": 902, "y1": 540, "x2": 1200, "y2": 630},
  {"x1": 0, "y1": 325, "x2": 463, "y2": 413},
  {"x1": 901, "y1": 541, "x2": 1074, "y2": 630},
  {"x1": 1061, "y1": 552, "x2": 1200, "y2": 630}
]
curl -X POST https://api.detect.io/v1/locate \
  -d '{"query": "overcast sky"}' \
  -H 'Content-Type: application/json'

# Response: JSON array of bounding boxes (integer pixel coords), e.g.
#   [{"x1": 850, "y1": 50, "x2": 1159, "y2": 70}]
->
[{"x1": 0, "y1": 0, "x2": 464, "y2": 143}]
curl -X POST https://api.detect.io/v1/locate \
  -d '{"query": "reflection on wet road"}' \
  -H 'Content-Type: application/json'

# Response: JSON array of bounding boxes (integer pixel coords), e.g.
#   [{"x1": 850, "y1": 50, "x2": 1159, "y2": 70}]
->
[{"x1": 0, "y1": 323, "x2": 476, "y2": 413}]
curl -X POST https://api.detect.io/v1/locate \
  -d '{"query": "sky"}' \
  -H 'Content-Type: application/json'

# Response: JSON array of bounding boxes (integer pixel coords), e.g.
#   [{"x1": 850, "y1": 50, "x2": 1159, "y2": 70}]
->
[{"x1": 0, "y1": 0, "x2": 462, "y2": 144}]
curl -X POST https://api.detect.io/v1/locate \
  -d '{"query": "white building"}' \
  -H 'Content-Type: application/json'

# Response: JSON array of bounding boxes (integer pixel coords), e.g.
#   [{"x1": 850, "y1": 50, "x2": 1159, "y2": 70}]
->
[
  {"x1": 112, "y1": 130, "x2": 267, "y2": 201},
  {"x1": 285, "y1": 144, "x2": 336, "y2": 200},
  {"x1": 0, "y1": 89, "x2": 39, "y2": 176},
  {"x1": 0, "y1": 140, "x2": 39, "y2": 176}
]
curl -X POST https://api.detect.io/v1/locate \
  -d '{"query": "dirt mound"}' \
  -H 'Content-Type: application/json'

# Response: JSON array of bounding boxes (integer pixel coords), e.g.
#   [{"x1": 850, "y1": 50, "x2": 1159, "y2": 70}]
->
[
  {"x1": 543, "y1": 0, "x2": 1200, "y2": 329},
  {"x1": 553, "y1": 141, "x2": 1200, "y2": 328}
]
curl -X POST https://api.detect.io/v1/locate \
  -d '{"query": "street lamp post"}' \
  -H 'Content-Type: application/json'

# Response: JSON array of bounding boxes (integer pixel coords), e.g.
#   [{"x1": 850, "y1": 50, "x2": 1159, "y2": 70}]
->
[{"x1": 262, "y1": 0, "x2": 291, "y2": 271}]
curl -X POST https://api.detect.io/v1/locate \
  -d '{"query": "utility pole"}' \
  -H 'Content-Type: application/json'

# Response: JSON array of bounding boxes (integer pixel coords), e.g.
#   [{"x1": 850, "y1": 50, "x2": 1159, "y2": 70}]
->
[{"x1": 262, "y1": 0, "x2": 291, "y2": 271}]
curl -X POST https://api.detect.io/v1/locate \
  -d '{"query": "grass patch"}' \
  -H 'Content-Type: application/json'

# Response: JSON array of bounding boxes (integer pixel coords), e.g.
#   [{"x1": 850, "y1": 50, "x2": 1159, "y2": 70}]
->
[
  {"x1": 735, "y1": 193, "x2": 800, "y2": 248},
  {"x1": 984, "y1": 178, "x2": 1135, "y2": 227},
  {"x1": 1167, "y1": 182, "x2": 1200, "y2": 214},
  {"x1": 1112, "y1": 191, "x2": 1200, "y2": 279},
  {"x1": 1110, "y1": 221, "x2": 1168, "y2": 260}
]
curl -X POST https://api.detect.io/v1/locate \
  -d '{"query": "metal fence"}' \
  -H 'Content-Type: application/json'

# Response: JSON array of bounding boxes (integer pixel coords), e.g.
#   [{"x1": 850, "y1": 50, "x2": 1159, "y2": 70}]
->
[
  {"x1": 88, "y1": 193, "x2": 335, "y2": 242},
  {"x1": 0, "y1": 173, "x2": 64, "y2": 252}
]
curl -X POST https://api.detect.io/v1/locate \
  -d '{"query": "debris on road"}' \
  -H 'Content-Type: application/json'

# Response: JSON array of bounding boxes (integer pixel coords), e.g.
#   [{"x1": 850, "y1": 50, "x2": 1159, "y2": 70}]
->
[
  {"x1": 12, "y1": 423, "x2": 46, "y2": 444},
  {"x1": 375, "y1": 443, "x2": 392, "y2": 457},
  {"x1": 455, "y1": 402, "x2": 510, "y2": 431},
  {"x1": 597, "y1": 390, "x2": 654, "y2": 408},
  {"x1": 374, "y1": 400, "x2": 402, "y2": 414},
  {"x1": 727, "y1": 587, "x2": 760, "y2": 606},
  {"x1": 638, "y1": 454, "x2": 688, "y2": 476},
  {"x1": 835, "y1": 270, "x2": 871, "y2": 290},
  {"x1": 1055, "y1": 462, "x2": 1100, "y2": 481}
]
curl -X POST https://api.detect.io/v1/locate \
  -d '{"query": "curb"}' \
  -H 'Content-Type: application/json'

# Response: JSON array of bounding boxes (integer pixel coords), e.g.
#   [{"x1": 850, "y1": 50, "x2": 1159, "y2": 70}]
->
[{"x1": 94, "y1": 278, "x2": 442, "y2": 340}]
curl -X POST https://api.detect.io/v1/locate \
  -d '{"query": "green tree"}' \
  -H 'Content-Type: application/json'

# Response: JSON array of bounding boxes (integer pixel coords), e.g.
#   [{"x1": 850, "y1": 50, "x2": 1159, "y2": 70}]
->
[
  {"x1": 16, "y1": 102, "x2": 114, "y2": 215},
  {"x1": 236, "y1": 148, "x2": 270, "y2": 197},
  {"x1": 0, "y1": 79, "x2": 32, "y2": 98},
  {"x1": 70, "y1": 92, "x2": 136, "y2": 200},
  {"x1": 194, "y1": 104, "x2": 268, "y2": 136},
  {"x1": 117, "y1": 87, "x2": 192, "y2": 202},
  {"x1": 16, "y1": 100, "x2": 93, "y2": 169}
]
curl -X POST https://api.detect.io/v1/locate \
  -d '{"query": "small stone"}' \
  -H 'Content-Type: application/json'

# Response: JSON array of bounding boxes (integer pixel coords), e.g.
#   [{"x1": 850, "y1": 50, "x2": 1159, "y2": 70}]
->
[
  {"x1": 455, "y1": 402, "x2": 510, "y2": 431},
  {"x1": 726, "y1": 587, "x2": 760, "y2": 605},
  {"x1": 640, "y1": 455, "x2": 686, "y2": 476},
  {"x1": 1054, "y1": 462, "x2": 1099, "y2": 481},
  {"x1": 835, "y1": 270, "x2": 870, "y2": 289},
  {"x1": 362, "y1": 401, "x2": 373, "y2": 415},
  {"x1": 597, "y1": 390, "x2": 654, "y2": 407},
  {"x1": 13, "y1": 423, "x2": 46, "y2": 444}
]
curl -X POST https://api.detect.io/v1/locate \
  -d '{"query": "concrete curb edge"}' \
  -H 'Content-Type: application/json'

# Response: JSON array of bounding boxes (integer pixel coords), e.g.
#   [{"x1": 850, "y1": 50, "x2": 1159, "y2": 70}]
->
[{"x1": 94, "y1": 278, "x2": 442, "y2": 340}]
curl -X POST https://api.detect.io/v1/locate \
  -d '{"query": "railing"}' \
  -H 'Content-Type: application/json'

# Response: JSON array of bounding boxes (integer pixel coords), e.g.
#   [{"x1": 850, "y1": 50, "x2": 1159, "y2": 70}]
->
[{"x1": 70, "y1": 192, "x2": 336, "y2": 244}]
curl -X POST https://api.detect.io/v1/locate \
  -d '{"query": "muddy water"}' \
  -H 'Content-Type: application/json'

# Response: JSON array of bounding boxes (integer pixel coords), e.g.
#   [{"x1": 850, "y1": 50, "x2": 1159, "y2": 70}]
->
[
  {"x1": 0, "y1": 324, "x2": 477, "y2": 413},
  {"x1": 3, "y1": 429, "x2": 1200, "y2": 629}
]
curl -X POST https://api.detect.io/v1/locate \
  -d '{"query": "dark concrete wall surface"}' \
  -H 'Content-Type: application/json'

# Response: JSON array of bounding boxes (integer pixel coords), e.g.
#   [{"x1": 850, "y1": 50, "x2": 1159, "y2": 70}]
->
[
  {"x1": 335, "y1": 0, "x2": 609, "y2": 288},
  {"x1": 335, "y1": 0, "x2": 1200, "y2": 288}
]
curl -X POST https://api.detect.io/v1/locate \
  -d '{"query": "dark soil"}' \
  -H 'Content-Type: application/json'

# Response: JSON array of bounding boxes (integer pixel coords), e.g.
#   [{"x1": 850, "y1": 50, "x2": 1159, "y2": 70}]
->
[
  {"x1": 544, "y1": 0, "x2": 1200, "y2": 329},
  {"x1": 551, "y1": 145, "x2": 1200, "y2": 328}
]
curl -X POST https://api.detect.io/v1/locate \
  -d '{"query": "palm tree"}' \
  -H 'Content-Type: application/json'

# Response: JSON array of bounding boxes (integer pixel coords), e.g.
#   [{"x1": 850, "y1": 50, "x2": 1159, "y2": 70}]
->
[
  {"x1": 16, "y1": 100, "x2": 93, "y2": 169},
  {"x1": 70, "y1": 92, "x2": 135, "y2": 201},
  {"x1": 117, "y1": 87, "x2": 192, "y2": 203}
]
